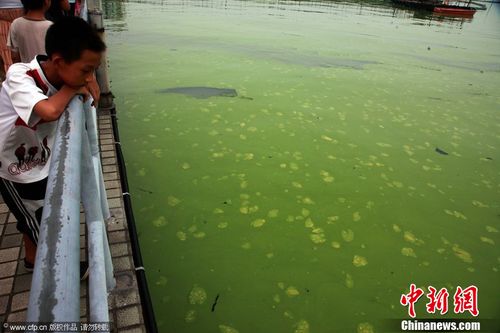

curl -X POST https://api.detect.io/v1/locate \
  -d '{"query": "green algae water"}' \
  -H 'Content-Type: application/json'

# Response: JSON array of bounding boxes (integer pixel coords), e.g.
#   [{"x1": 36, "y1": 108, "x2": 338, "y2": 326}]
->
[{"x1": 103, "y1": 0, "x2": 500, "y2": 331}]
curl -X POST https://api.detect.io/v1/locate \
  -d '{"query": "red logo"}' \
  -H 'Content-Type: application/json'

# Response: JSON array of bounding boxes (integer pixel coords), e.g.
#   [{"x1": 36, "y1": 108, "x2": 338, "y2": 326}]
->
[{"x1": 401, "y1": 285, "x2": 479, "y2": 318}]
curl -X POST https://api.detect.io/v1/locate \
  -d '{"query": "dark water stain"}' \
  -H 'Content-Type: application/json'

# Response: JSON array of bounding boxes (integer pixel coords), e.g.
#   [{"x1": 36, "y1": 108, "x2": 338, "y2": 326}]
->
[
  {"x1": 138, "y1": 187, "x2": 153, "y2": 194},
  {"x1": 157, "y1": 87, "x2": 238, "y2": 99},
  {"x1": 271, "y1": 53, "x2": 378, "y2": 69}
]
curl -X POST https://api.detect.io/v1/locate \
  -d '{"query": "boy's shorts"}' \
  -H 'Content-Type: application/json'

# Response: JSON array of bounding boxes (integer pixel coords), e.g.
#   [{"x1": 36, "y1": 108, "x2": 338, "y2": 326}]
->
[{"x1": 0, "y1": 177, "x2": 47, "y2": 245}]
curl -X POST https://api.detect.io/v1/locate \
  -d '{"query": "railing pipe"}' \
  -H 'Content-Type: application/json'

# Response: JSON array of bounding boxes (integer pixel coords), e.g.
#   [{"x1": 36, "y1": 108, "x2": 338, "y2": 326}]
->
[
  {"x1": 84, "y1": 101, "x2": 110, "y2": 220},
  {"x1": 81, "y1": 123, "x2": 114, "y2": 325},
  {"x1": 83, "y1": 100, "x2": 114, "y2": 287},
  {"x1": 26, "y1": 97, "x2": 84, "y2": 323}
]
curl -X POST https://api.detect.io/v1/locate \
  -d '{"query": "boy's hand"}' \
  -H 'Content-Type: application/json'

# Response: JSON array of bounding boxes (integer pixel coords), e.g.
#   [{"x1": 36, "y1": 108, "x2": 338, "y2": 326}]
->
[
  {"x1": 74, "y1": 77, "x2": 100, "y2": 107},
  {"x1": 86, "y1": 76, "x2": 100, "y2": 107}
]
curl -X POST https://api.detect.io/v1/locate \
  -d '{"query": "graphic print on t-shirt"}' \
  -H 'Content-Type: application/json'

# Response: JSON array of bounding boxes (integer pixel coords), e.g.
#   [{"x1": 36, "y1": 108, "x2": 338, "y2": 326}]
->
[{"x1": 8, "y1": 134, "x2": 50, "y2": 176}]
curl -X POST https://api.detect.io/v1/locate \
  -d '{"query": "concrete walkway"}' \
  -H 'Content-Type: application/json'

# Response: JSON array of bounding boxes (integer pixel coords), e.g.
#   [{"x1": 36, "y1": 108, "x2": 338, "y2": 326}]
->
[{"x1": 0, "y1": 109, "x2": 147, "y2": 332}]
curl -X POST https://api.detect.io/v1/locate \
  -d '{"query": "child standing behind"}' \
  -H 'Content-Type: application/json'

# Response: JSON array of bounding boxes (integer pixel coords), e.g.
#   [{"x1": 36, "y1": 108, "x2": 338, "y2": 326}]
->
[{"x1": 8, "y1": 0, "x2": 52, "y2": 64}]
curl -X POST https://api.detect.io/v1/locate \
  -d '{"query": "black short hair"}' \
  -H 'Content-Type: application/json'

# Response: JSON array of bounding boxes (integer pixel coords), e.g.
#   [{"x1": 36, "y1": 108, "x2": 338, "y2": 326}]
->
[
  {"x1": 45, "y1": 16, "x2": 106, "y2": 63},
  {"x1": 21, "y1": 0, "x2": 46, "y2": 11}
]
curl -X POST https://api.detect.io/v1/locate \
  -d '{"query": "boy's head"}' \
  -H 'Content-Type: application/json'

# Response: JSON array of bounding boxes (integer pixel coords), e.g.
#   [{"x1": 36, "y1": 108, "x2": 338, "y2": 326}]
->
[
  {"x1": 45, "y1": 16, "x2": 106, "y2": 88},
  {"x1": 21, "y1": 0, "x2": 50, "y2": 11}
]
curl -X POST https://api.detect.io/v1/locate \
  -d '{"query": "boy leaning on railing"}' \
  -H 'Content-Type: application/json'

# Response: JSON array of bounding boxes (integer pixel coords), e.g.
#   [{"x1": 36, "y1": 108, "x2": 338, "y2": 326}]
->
[{"x1": 0, "y1": 16, "x2": 105, "y2": 278}]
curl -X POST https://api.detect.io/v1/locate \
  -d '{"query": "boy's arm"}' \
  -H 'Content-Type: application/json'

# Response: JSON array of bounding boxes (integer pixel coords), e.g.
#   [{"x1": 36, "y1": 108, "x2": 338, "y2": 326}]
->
[{"x1": 33, "y1": 85, "x2": 89, "y2": 121}]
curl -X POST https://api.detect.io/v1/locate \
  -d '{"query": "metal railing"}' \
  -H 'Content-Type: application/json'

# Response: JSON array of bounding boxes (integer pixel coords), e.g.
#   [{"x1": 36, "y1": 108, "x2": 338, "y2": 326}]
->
[{"x1": 26, "y1": 97, "x2": 115, "y2": 326}]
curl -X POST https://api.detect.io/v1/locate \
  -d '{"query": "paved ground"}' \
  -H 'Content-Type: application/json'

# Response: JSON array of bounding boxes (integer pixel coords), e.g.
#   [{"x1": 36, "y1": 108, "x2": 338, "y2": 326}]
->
[{"x1": 0, "y1": 109, "x2": 147, "y2": 332}]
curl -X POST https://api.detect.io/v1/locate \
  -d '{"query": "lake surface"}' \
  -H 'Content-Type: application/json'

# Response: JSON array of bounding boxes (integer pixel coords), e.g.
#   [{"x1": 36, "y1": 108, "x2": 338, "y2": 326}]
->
[{"x1": 103, "y1": 0, "x2": 500, "y2": 332}]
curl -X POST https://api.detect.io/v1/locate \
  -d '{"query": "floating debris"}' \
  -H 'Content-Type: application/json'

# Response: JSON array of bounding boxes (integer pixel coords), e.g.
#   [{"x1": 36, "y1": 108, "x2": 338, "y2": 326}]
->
[
  {"x1": 486, "y1": 226, "x2": 498, "y2": 233},
  {"x1": 331, "y1": 241, "x2": 341, "y2": 249},
  {"x1": 268, "y1": 209, "x2": 279, "y2": 218},
  {"x1": 243, "y1": 153, "x2": 254, "y2": 160},
  {"x1": 357, "y1": 322, "x2": 375, "y2": 333},
  {"x1": 435, "y1": 147, "x2": 449, "y2": 155},
  {"x1": 392, "y1": 224, "x2": 401, "y2": 233},
  {"x1": 176, "y1": 231, "x2": 187, "y2": 241},
  {"x1": 152, "y1": 216, "x2": 167, "y2": 227},
  {"x1": 284, "y1": 311, "x2": 294, "y2": 319},
  {"x1": 404, "y1": 231, "x2": 424, "y2": 246},
  {"x1": 304, "y1": 218, "x2": 314, "y2": 228},
  {"x1": 181, "y1": 162, "x2": 191, "y2": 170},
  {"x1": 480, "y1": 237, "x2": 495, "y2": 245},
  {"x1": 321, "y1": 135, "x2": 334, "y2": 142},
  {"x1": 341, "y1": 229, "x2": 355, "y2": 242},
  {"x1": 189, "y1": 285, "x2": 207, "y2": 305},
  {"x1": 241, "y1": 242, "x2": 251, "y2": 250},
  {"x1": 452, "y1": 245, "x2": 473, "y2": 263},
  {"x1": 217, "y1": 222, "x2": 228, "y2": 229},
  {"x1": 327, "y1": 216, "x2": 339, "y2": 223},
  {"x1": 286, "y1": 286, "x2": 300, "y2": 297},
  {"x1": 345, "y1": 273, "x2": 354, "y2": 288},
  {"x1": 193, "y1": 232, "x2": 206, "y2": 239},
  {"x1": 302, "y1": 197, "x2": 315, "y2": 205},
  {"x1": 156, "y1": 276, "x2": 168, "y2": 286},
  {"x1": 168, "y1": 195, "x2": 181, "y2": 207},
  {"x1": 211, "y1": 293, "x2": 220, "y2": 312},
  {"x1": 184, "y1": 310, "x2": 196, "y2": 323},
  {"x1": 444, "y1": 210, "x2": 467, "y2": 220},
  {"x1": 401, "y1": 247, "x2": 417, "y2": 258},
  {"x1": 353, "y1": 255, "x2": 368, "y2": 267},
  {"x1": 353, "y1": 212, "x2": 361, "y2": 222},
  {"x1": 251, "y1": 219, "x2": 266, "y2": 228},
  {"x1": 472, "y1": 200, "x2": 489, "y2": 208},
  {"x1": 310, "y1": 233, "x2": 326, "y2": 244},
  {"x1": 294, "y1": 320, "x2": 310, "y2": 333},
  {"x1": 219, "y1": 324, "x2": 239, "y2": 333}
]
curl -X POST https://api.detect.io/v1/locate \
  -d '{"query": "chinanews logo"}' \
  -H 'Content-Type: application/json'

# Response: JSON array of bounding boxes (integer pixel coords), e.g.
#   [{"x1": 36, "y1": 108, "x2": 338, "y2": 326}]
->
[
  {"x1": 398, "y1": 284, "x2": 482, "y2": 332},
  {"x1": 400, "y1": 283, "x2": 479, "y2": 318}
]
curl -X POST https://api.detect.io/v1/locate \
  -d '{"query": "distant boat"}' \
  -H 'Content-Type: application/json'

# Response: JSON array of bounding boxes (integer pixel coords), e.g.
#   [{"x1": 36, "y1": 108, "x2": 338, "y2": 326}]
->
[
  {"x1": 433, "y1": 4, "x2": 476, "y2": 15},
  {"x1": 392, "y1": 0, "x2": 441, "y2": 10},
  {"x1": 392, "y1": 0, "x2": 477, "y2": 15}
]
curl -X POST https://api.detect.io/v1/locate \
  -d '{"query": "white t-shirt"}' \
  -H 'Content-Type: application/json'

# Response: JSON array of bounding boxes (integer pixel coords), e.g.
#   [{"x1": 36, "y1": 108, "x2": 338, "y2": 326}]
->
[
  {"x1": 7, "y1": 18, "x2": 53, "y2": 63},
  {"x1": 0, "y1": 55, "x2": 58, "y2": 183},
  {"x1": 0, "y1": 1, "x2": 23, "y2": 9}
]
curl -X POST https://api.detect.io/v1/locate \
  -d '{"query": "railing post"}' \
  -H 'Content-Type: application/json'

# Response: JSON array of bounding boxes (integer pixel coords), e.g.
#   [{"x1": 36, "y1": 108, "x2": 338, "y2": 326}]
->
[
  {"x1": 26, "y1": 97, "x2": 84, "y2": 323},
  {"x1": 87, "y1": 0, "x2": 113, "y2": 109}
]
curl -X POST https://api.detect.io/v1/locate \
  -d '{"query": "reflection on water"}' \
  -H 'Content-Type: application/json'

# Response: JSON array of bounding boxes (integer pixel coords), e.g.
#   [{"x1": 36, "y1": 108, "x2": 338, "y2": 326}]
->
[
  {"x1": 104, "y1": 0, "x2": 500, "y2": 32},
  {"x1": 103, "y1": 0, "x2": 500, "y2": 332}
]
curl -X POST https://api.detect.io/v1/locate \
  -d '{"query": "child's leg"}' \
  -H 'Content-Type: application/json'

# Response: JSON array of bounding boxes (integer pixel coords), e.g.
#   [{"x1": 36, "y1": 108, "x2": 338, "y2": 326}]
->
[
  {"x1": 23, "y1": 234, "x2": 37, "y2": 264},
  {"x1": 0, "y1": 177, "x2": 47, "y2": 265}
]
